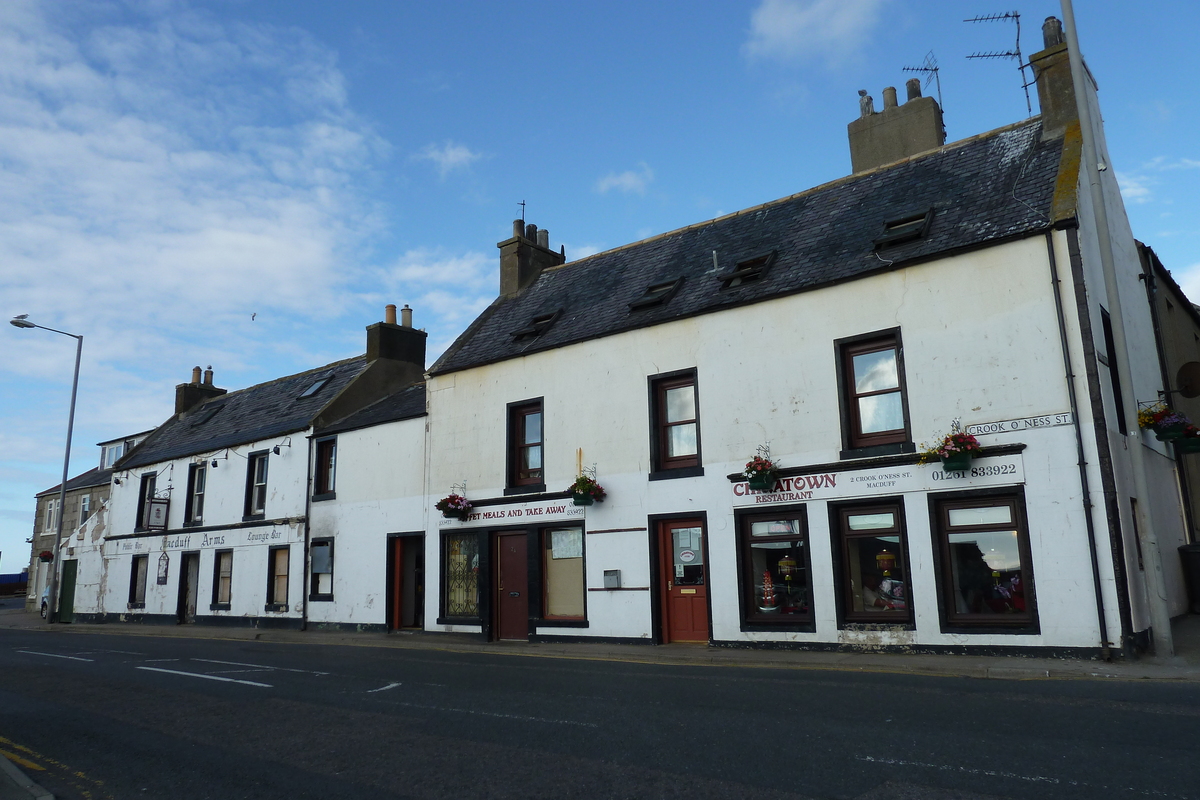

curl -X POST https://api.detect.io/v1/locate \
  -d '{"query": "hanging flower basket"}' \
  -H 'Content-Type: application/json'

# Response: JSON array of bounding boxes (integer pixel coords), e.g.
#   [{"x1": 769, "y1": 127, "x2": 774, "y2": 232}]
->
[
  {"x1": 38, "y1": 550, "x2": 53, "y2": 563},
  {"x1": 743, "y1": 453, "x2": 779, "y2": 492},
  {"x1": 435, "y1": 493, "x2": 472, "y2": 520},
  {"x1": 919, "y1": 429, "x2": 983, "y2": 471},
  {"x1": 1176, "y1": 437, "x2": 1200, "y2": 454},
  {"x1": 1140, "y1": 403, "x2": 1197, "y2": 442},
  {"x1": 1156, "y1": 424, "x2": 1188, "y2": 442},
  {"x1": 568, "y1": 474, "x2": 606, "y2": 506}
]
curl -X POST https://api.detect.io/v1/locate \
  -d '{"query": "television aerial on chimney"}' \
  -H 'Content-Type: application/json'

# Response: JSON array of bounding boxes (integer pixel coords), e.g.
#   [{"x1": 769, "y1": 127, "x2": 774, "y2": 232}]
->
[
  {"x1": 902, "y1": 50, "x2": 943, "y2": 111},
  {"x1": 964, "y1": 10, "x2": 1033, "y2": 117}
]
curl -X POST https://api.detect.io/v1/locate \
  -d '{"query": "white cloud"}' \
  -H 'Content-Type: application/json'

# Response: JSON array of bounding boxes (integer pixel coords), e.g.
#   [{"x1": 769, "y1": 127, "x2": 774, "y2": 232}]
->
[
  {"x1": 1116, "y1": 171, "x2": 1153, "y2": 204},
  {"x1": 743, "y1": 0, "x2": 886, "y2": 66},
  {"x1": 596, "y1": 162, "x2": 653, "y2": 195},
  {"x1": 413, "y1": 140, "x2": 482, "y2": 179}
]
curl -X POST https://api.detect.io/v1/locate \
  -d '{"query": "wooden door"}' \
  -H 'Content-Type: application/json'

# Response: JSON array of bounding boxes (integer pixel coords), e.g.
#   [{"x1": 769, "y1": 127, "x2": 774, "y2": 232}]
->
[
  {"x1": 57, "y1": 559, "x2": 77, "y2": 624},
  {"x1": 177, "y1": 553, "x2": 199, "y2": 623},
  {"x1": 658, "y1": 520, "x2": 708, "y2": 643},
  {"x1": 494, "y1": 532, "x2": 528, "y2": 640},
  {"x1": 387, "y1": 537, "x2": 425, "y2": 631}
]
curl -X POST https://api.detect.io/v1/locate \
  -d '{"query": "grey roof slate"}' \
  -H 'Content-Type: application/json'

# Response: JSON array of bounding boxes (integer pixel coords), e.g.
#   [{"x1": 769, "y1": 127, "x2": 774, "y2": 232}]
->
[
  {"x1": 315, "y1": 383, "x2": 427, "y2": 436},
  {"x1": 37, "y1": 467, "x2": 113, "y2": 497},
  {"x1": 432, "y1": 120, "x2": 1063, "y2": 375},
  {"x1": 120, "y1": 357, "x2": 367, "y2": 469}
]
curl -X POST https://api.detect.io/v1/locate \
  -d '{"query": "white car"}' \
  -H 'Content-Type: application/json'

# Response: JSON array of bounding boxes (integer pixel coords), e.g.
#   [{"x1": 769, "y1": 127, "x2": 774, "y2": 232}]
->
[{"x1": 39, "y1": 585, "x2": 49, "y2": 619}]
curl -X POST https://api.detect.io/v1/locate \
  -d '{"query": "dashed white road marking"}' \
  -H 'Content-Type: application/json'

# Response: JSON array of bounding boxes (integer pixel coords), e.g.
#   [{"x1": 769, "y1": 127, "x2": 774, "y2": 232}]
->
[
  {"x1": 190, "y1": 657, "x2": 329, "y2": 675},
  {"x1": 17, "y1": 650, "x2": 94, "y2": 662},
  {"x1": 383, "y1": 699, "x2": 598, "y2": 728},
  {"x1": 137, "y1": 666, "x2": 272, "y2": 688},
  {"x1": 142, "y1": 658, "x2": 179, "y2": 663},
  {"x1": 367, "y1": 682, "x2": 402, "y2": 693}
]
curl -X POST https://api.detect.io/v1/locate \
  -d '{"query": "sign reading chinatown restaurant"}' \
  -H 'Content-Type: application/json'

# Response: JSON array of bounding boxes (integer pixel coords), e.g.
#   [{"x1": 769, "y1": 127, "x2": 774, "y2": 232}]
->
[{"x1": 731, "y1": 454, "x2": 1025, "y2": 506}]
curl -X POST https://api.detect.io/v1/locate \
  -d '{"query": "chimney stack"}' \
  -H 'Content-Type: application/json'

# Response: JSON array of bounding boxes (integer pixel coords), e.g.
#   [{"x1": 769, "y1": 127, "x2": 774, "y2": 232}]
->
[
  {"x1": 365, "y1": 304, "x2": 426, "y2": 384},
  {"x1": 848, "y1": 81, "x2": 946, "y2": 173},
  {"x1": 175, "y1": 364, "x2": 227, "y2": 415},
  {"x1": 499, "y1": 218, "x2": 566, "y2": 298},
  {"x1": 1029, "y1": 16, "x2": 1078, "y2": 139}
]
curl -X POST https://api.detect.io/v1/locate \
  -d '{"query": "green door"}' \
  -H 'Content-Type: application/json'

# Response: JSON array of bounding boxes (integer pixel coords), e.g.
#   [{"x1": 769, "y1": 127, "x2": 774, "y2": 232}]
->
[{"x1": 57, "y1": 559, "x2": 77, "y2": 624}]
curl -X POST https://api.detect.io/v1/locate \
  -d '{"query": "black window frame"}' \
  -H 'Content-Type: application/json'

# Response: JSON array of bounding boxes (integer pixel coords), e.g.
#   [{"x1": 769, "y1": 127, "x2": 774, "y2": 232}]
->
[
  {"x1": 629, "y1": 276, "x2": 684, "y2": 310},
  {"x1": 735, "y1": 506, "x2": 815, "y2": 632},
  {"x1": 210, "y1": 549, "x2": 232, "y2": 610},
  {"x1": 244, "y1": 451, "x2": 269, "y2": 520},
  {"x1": 309, "y1": 537, "x2": 334, "y2": 601},
  {"x1": 439, "y1": 530, "x2": 483, "y2": 624},
  {"x1": 873, "y1": 208, "x2": 935, "y2": 250},
  {"x1": 535, "y1": 525, "x2": 588, "y2": 626},
  {"x1": 184, "y1": 463, "x2": 206, "y2": 526},
  {"x1": 313, "y1": 437, "x2": 337, "y2": 501},
  {"x1": 265, "y1": 545, "x2": 289, "y2": 612},
  {"x1": 128, "y1": 554, "x2": 148, "y2": 608},
  {"x1": 928, "y1": 488, "x2": 1039, "y2": 634},
  {"x1": 135, "y1": 472, "x2": 157, "y2": 532},
  {"x1": 830, "y1": 500, "x2": 914, "y2": 628},
  {"x1": 506, "y1": 398, "x2": 545, "y2": 494},
  {"x1": 836, "y1": 330, "x2": 913, "y2": 457},
  {"x1": 717, "y1": 250, "x2": 777, "y2": 290},
  {"x1": 648, "y1": 369, "x2": 703, "y2": 479},
  {"x1": 1099, "y1": 307, "x2": 1128, "y2": 435}
]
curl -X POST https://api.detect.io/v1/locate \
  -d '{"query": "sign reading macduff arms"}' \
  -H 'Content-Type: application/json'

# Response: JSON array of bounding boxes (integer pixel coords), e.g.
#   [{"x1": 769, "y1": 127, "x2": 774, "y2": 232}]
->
[{"x1": 731, "y1": 454, "x2": 1024, "y2": 506}]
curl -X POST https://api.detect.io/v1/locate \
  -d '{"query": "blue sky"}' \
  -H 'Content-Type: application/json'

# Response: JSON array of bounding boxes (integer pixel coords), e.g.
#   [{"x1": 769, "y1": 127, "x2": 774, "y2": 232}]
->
[{"x1": 2, "y1": 0, "x2": 1197, "y2": 569}]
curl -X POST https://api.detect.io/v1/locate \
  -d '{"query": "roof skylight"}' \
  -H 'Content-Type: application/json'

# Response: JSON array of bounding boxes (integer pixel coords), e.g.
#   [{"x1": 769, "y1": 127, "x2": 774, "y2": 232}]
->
[
  {"x1": 718, "y1": 251, "x2": 777, "y2": 290},
  {"x1": 298, "y1": 374, "x2": 333, "y2": 399},
  {"x1": 629, "y1": 277, "x2": 685, "y2": 311},
  {"x1": 874, "y1": 208, "x2": 935, "y2": 250},
  {"x1": 511, "y1": 309, "x2": 562, "y2": 341}
]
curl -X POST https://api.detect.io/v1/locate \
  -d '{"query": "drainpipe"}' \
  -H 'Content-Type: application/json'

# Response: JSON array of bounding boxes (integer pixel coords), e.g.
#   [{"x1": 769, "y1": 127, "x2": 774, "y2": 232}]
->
[
  {"x1": 301, "y1": 434, "x2": 314, "y2": 632},
  {"x1": 1061, "y1": 0, "x2": 1173, "y2": 656},
  {"x1": 1047, "y1": 232, "x2": 1111, "y2": 658}
]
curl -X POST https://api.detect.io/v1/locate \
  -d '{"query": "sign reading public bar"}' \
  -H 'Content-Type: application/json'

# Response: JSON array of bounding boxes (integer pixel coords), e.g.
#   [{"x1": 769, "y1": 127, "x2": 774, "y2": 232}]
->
[{"x1": 731, "y1": 454, "x2": 1025, "y2": 507}]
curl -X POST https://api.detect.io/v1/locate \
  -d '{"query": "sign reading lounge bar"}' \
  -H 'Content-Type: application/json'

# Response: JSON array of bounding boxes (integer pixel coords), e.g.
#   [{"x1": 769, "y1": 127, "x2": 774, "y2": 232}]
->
[{"x1": 732, "y1": 454, "x2": 1025, "y2": 506}]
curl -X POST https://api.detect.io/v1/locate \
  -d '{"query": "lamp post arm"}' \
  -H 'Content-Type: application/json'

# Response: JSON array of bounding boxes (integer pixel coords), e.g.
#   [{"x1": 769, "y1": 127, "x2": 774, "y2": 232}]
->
[{"x1": 45, "y1": 333, "x2": 82, "y2": 625}]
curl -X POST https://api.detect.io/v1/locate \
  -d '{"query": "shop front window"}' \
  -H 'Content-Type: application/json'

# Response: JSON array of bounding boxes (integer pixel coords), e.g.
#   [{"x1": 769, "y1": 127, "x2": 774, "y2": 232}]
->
[
  {"x1": 740, "y1": 510, "x2": 812, "y2": 624},
  {"x1": 444, "y1": 533, "x2": 479, "y2": 618},
  {"x1": 836, "y1": 504, "x2": 912, "y2": 624},
  {"x1": 542, "y1": 527, "x2": 585, "y2": 619},
  {"x1": 935, "y1": 496, "x2": 1035, "y2": 629}
]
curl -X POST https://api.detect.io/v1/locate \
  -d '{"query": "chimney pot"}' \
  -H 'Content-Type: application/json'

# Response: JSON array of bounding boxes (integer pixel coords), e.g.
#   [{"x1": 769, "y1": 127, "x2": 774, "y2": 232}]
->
[
  {"x1": 858, "y1": 89, "x2": 875, "y2": 118},
  {"x1": 906, "y1": 79, "x2": 922, "y2": 102},
  {"x1": 1042, "y1": 16, "x2": 1064, "y2": 48},
  {"x1": 883, "y1": 86, "x2": 898, "y2": 109},
  {"x1": 191, "y1": 366, "x2": 202, "y2": 385},
  {"x1": 525, "y1": 223, "x2": 537, "y2": 241},
  {"x1": 513, "y1": 219, "x2": 524, "y2": 239},
  {"x1": 203, "y1": 367, "x2": 213, "y2": 386},
  {"x1": 536, "y1": 228, "x2": 549, "y2": 249},
  {"x1": 385, "y1": 304, "x2": 397, "y2": 325},
  {"x1": 401, "y1": 304, "x2": 412, "y2": 328},
  {"x1": 176, "y1": 365, "x2": 226, "y2": 414}
]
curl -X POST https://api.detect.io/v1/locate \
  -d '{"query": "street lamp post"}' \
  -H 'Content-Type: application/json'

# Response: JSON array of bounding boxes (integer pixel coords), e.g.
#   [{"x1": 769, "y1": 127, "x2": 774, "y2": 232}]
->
[{"x1": 10, "y1": 315, "x2": 83, "y2": 624}]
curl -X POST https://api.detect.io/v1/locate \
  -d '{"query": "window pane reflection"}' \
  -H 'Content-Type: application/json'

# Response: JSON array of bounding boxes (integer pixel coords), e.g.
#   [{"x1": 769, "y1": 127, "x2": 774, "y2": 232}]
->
[
  {"x1": 858, "y1": 393, "x2": 903, "y2": 433},
  {"x1": 948, "y1": 506, "x2": 1012, "y2": 526},
  {"x1": 667, "y1": 423, "x2": 698, "y2": 457},
  {"x1": 665, "y1": 386, "x2": 696, "y2": 422},
  {"x1": 947, "y1": 530, "x2": 1025, "y2": 615},
  {"x1": 853, "y1": 349, "x2": 899, "y2": 392}
]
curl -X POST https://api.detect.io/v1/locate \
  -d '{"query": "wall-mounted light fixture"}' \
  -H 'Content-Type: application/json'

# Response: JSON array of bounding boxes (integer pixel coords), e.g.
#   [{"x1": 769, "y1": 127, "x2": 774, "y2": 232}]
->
[{"x1": 272, "y1": 437, "x2": 292, "y2": 456}]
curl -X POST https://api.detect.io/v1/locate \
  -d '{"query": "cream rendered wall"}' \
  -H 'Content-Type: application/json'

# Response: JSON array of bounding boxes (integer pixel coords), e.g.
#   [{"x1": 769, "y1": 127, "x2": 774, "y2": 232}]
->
[
  {"x1": 306, "y1": 415, "x2": 427, "y2": 627},
  {"x1": 426, "y1": 235, "x2": 1113, "y2": 648}
]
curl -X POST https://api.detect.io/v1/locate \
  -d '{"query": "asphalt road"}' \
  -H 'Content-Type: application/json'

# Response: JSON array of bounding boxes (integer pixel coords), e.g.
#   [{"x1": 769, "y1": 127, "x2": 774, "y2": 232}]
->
[{"x1": 1, "y1": 629, "x2": 1198, "y2": 800}]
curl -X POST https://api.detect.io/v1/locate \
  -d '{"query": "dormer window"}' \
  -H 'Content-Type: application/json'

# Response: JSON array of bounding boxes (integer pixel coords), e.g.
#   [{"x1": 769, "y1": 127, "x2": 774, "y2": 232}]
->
[
  {"x1": 511, "y1": 309, "x2": 562, "y2": 341},
  {"x1": 629, "y1": 277, "x2": 684, "y2": 311},
  {"x1": 298, "y1": 374, "x2": 332, "y2": 399},
  {"x1": 718, "y1": 251, "x2": 776, "y2": 290},
  {"x1": 189, "y1": 404, "x2": 224, "y2": 428},
  {"x1": 874, "y1": 209, "x2": 934, "y2": 250}
]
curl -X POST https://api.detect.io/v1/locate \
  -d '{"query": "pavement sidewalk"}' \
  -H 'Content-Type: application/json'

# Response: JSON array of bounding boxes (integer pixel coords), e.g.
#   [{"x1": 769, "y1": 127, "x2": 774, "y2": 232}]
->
[{"x1": 3, "y1": 607, "x2": 1199, "y2": 682}]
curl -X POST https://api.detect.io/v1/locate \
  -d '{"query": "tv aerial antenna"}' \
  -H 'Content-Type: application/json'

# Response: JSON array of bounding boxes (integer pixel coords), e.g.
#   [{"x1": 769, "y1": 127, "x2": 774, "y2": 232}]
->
[
  {"x1": 902, "y1": 50, "x2": 943, "y2": 110},
  {"x1": 964, "y1": 11, "x2": 1033, "y2": 117}
]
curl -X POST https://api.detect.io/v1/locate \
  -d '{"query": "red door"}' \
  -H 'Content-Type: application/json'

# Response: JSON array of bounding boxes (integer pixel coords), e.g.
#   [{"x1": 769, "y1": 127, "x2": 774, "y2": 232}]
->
[
  {"x1": 659, "y1": 520, "x2": 709, "y2": 643},
  {"x1": 495, "y1": 532, "x2": 528, "y2": 640}
]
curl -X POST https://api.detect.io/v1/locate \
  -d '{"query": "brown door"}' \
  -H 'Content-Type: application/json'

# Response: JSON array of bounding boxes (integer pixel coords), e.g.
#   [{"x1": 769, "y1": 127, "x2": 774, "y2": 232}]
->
[
  {"x1": 387, "y1": 537, "x2": 424, "y2": 631},
  {"x1": 494, "y1": 532, "x2": 528, "y2": 640},
  {"x1": 658, "y1": 519, "x2": 709, "y2": 643},
  {"x1": 177, "y1": 552, "x2": 199, "y2": 623}
]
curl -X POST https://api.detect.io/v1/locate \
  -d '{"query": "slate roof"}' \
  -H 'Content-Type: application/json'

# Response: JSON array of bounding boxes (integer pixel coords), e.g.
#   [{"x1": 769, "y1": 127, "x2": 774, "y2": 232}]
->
[
  {"x1": 120, "y1": 357, "x2": 368, "y2": 469},
  {"x1": 432, "y1": 119, "x2": 1064, "y2": 375},
  {"x1": 315, "y1": 383, "x2": 427, "y2": 436},
  {"x1": 36, "y1": 467, "x2": 113, "y2": 497}
]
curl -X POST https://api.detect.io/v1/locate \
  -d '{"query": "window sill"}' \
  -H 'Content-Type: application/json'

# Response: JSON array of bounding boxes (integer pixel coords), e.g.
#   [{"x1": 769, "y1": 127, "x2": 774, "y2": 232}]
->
[
  {"x1": 649, "y1": 465, "x2": 705, "y2": 481},
  {"x1": 839, "y1": 442, "x2": 915, "y2": 460},
  {"x1": 436, "y1": 616, "x2": 481, "y2": 626},
  {"x1": 208, "y1": 603, "x2": 230, "y2": 611},
  {"x1": 535, "y1": 618, "x2": 589, "y2": 628},
  {"x1": 308, "y1": 594, "x2": 333, "y2": 602},
  {"x1": 183, "y1": 520, "x2": 203, "y2": 528},
  {"x1": 243, "y1": 513, "x2": 265, "y2": 522},
  {"x1": 263, "y1": 603, "x2": 288, "y2": 613},
  {"x1": 740, "y1": 619, "x2": 816, "y2": 633},
  {"x1": 311, "y1": 492, "x2": 336, "y2": 502},
  {"x1": 504, "y1": 483, "x2": 546, "y2": 496},
  {"x1": 127, "y1": 602, "x2": 145, "y2": 610}
]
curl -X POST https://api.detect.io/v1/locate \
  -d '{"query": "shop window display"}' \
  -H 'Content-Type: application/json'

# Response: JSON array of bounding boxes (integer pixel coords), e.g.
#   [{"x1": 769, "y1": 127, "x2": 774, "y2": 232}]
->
[
  {"x1": 740, "y1": 511, "x2": 811, "y2": 624},
  {"x1": 444, "y1": 533, "x2": 480, "y2": 618},
  {"x1": 935, "y1": 497, "x2": 1035, "y2": 628},
  {"x1": 836, "y1": 505, "x2": 911, "y2": 624}
]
